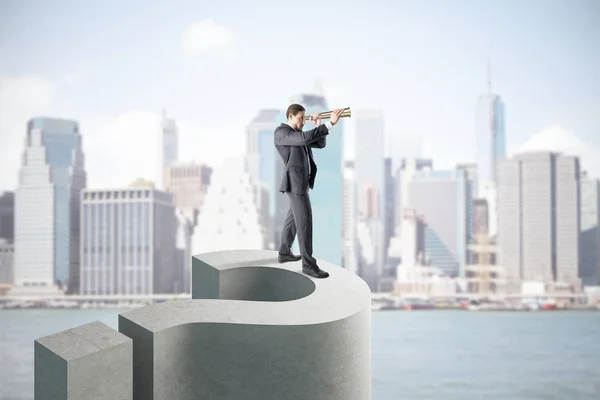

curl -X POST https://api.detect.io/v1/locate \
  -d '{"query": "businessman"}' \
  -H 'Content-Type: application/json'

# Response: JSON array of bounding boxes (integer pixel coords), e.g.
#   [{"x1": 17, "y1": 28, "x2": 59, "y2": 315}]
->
[{"x1": 274, "y1": 104, "x2": 345, "y2": 278}]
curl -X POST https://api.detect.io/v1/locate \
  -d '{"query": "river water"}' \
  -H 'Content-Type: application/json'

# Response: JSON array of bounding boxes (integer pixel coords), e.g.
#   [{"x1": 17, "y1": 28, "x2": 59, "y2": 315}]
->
[{"x1": 1, "y1": 309, "x2": 599, "y2": 399}]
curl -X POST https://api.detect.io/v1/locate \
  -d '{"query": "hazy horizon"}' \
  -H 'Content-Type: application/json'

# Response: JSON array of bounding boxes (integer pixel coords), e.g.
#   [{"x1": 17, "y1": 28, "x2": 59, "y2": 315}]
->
[{"x1": 1, "y1": 0, "x2": 599, "y2": 190}]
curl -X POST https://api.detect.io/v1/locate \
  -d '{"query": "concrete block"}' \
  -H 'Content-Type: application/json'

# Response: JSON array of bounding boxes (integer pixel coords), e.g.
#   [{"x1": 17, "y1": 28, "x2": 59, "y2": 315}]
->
[
  {"x1": 34, "y1": 321, "x2": 132, "y2": 400},
  {"x1": 120, "y1": 249, "x2": 372, "y2": 400}
]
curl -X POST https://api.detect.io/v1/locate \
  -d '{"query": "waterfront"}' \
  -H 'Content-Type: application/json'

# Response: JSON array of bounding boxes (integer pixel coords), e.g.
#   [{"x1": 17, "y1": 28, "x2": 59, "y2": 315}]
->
[{"x1": 1, "y1": 309, "x2": 599, "y2": 399}]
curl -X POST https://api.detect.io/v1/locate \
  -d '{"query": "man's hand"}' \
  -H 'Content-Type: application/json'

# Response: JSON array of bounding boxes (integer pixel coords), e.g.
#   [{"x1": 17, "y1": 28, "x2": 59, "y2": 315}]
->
[
  {"x1": 309, "y1": 113, "x2": 321, "y2": 127},
  {"x1": 329, "y1": 108, "x2": 345, "y2": 125}
]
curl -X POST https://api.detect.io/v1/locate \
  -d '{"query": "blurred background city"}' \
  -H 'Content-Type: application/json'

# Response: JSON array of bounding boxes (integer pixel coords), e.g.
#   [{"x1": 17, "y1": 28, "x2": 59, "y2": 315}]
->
[{"x1": 1, "y1": 0, "x2": 599, "y2": 399}]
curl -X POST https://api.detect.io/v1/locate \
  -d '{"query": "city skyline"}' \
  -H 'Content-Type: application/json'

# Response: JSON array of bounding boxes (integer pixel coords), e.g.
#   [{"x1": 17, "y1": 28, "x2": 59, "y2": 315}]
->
[{"x1": 1, "y1": 0, "x2": 600, "y2": 191}]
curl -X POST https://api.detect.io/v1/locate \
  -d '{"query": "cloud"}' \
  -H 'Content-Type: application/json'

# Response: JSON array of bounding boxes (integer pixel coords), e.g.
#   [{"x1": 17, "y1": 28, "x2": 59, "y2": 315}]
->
[
  {"x1": 181, "y1": 19, "x2": 237, "y2": 61},
  {"x1": 0, "y1": 75, "x2": 55, "y2": 190},
  {"x1": 0, "y1": 72, "x2": 246, "y2": 193},
  {"x1": 516, "y1": 125, "x2": 600, "y2": 178},
  {"x1": 83, "y1": 110, "x2": 246, "y2": 189},
  {"x1": 83, "y1": 111, "x2": 161, "y2": 188},
  {"x1": 176, "y1": 119, "x2": 246, "y2": 169}
]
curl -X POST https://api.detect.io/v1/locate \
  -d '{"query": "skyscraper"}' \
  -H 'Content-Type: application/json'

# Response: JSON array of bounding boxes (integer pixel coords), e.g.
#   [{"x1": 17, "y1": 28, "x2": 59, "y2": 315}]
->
[
  {"x1": 164, "y1": 162, "x2": 212, "y2": 221},
  {"x1": 355, "y1": 109, "x2": 385, "y2": 219},
  {"x1": 395, "y1": 158, "x2": 433, "y2": 233},
  {"x1": 579, "y1": 173, "x2": 600, "y2": 286},
  {"x1": 497, "y1": 152, "x2": 581, "y2": 292},
  {"x1": 164, "y1": 162, "x2": 212, "y2": 292},
  {"x1": 473, "y1": 198, "x2": 489, "y2": 235},
  {"x1": 193, "y1": 158, "x2": 267, "y2": 253},
  {"x1": 80, "y1": 187, "x2": 178, "y2": 295},
  {"x1": 475, "y1": 62, "x2": 506, "y2": 196},
  {"x1": 0, "y1": 239, "x2": 14, "y2": 285},
  {"x1": 342, "y1": 161, "x2": 358, "y2": 275},
  {"x1": 383, "y1": 157, "x2": 395, "y2": 254},
  {"x1": 160, "y1": 110, "x2": 178, "y2": 189},
  {"x1": 399, "y1": 207, "x2": 426, "y2": 268},
  {"x1": 457, "y1": 163, "x2": 477, "y2": 264},
  {"x1": 0, "y1": 191, "x2": 14, "y2": 243},
  {"x1": 14, "y1": 117, "x2": 86, "y2": 293},
  {"x1": 275, "y1": 92, "x2": 343, "y2": 266},
  {"x1": 246, "y1": 109, "x2": 281, "y2": 246},
  {"x1": 408, "y1": 167, "x2": 470, "y2": 277},
  {"x1": 353, "y1": 109, "x2": 386, "y2": 282},
  {"x1": 246, "y1": 109, "x2": 280, "y2": 187}
]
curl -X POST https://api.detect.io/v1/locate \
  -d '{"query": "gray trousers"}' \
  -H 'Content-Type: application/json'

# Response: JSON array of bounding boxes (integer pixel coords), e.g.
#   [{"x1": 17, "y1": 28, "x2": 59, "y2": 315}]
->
[{"x1": 279, "y1": 190, "x2": 318, "y2": 268}]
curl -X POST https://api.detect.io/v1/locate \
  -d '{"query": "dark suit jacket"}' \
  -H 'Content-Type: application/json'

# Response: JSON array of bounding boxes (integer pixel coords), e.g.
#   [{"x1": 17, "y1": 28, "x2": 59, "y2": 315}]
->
[{"x1": 274, "y1": 123, "x2": 329, "y2": 194}]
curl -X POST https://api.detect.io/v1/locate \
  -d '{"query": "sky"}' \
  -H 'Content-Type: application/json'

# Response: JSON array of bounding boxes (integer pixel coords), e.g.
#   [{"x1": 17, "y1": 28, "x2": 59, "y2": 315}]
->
[{"x1": 0, "y1": 0, "x2": 599, "y2": 190}]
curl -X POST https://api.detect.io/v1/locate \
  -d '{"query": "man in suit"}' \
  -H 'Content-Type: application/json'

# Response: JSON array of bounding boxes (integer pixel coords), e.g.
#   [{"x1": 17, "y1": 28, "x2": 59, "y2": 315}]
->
[{"x1": 274, "y1": 104, "x2": 345, "y2": 278}]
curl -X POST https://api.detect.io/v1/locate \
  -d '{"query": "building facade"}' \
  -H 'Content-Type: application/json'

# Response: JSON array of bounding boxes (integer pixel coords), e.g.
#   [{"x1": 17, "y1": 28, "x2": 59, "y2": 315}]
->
[
  {"x1": 354, "y1": 110, "x2": 386, "y2": 280},
  {"x1": 473, "y1": 198, "x2": 489, "y2": 235},
  {"x1": 457, "y1": 163, "x2": 477, "y2": 264},
  {"x1": 164, "y1": 162, "x2": 212, "y2": 292},
  {"x1": 475, "y1": 81, "x2": 505, "y2": 197},
  {"x1": 0, "y1": 191, "x2": 14, "y2": 243},
  {"x1": 580, "y1": 174, "x2": 600, "y2": 286},
  {"x1": 80, "y1": 187, "x2": 177, "y2": 295},
  {"x1": 384, "y1": 157, "x2": 395, "y2": 258},
  {"x1": 164, "y1": 162, "x2": 212, "y2": 221},
  {"x1": 192, "y1": 157, "x2": 267, "y2": 253},
  {"x1": 497, "y1": 152, "x2": 581, "y2": 291},
  {"x1": 342, "y1": 161, "x2": 358, "y2": 275},
  {"x1": 354, "y1": 110, "x2": 385, "y2": 219},
  {"x1": 14, "y1": 117, "x2": 86, "y2": 293},
  {"x1": 408, "y1": 167, "x2": 469, "y2": 277},
  {"x1": 0, "y1": 239, "x2": 14, "y2": 285},
  {"x1": 246, "y1": 109, "x2": 281, "y2": 247},
  {"x1": 395, "y1": 158, "x2": 433, "y2": 233}
]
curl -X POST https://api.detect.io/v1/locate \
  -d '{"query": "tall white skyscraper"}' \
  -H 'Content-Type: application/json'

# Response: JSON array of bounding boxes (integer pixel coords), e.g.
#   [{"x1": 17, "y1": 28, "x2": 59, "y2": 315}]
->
[
  {"x1": 342, "y1": 161, "x2": 358, "y2": 276},
  {"x1": 497, "y1": 152, "x2": 581, "y2": 292},
  {"x1": 14, "y1": 117, "x2": 86, "y2": 294},
  {"x1": 160, "y1": 110, "x2": 178, "y2": 189},
  {"x1": 400, "y1": 208, "x2": 421, "y2": 267},
  {"x1": 192, "y1": 157, "x2": 267, "y2": 254},
  {"x1": 395, "y1": 158, "x2": 433, "y2": 233},
  {"x1": 475, "y1": 63, "x2": 506, "y2": 193},
  {"x1": 354, "y1": 109, "x2": 385, "y2": 282},
  {"x1": 354, "y1": 109, "x2": 385, "y2": 219},
  {"x1": 356, "y1": 220, "x2": 375, "y2": 281}
]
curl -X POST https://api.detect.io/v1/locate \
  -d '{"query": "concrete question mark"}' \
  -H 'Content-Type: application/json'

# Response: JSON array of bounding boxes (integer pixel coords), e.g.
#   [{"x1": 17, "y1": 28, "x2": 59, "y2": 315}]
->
[{"x1": 35, "y1": 249, "x2": 372, "y2": 400}]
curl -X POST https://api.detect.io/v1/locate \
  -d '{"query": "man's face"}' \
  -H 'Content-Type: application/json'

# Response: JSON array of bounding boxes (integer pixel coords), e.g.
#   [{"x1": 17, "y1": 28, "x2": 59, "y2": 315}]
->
[{"x1": 289, "y1": 111, "x2": 305, "y2": 130}]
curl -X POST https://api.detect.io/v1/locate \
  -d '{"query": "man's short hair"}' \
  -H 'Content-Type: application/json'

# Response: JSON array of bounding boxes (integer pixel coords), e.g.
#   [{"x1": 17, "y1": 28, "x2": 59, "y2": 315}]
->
[{"x1": 286, "y1": 104, "x2": 305, "y2": 119}]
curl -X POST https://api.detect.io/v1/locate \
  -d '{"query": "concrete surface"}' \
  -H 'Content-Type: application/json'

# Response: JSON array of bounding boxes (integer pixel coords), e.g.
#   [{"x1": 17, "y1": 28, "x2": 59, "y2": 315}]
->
[
  {"x1": 34, "y1": 321, "x2": 132, "y2": 400},
  {"x1": 120, "y1": 249, "x2": 371, "y2": 400}
]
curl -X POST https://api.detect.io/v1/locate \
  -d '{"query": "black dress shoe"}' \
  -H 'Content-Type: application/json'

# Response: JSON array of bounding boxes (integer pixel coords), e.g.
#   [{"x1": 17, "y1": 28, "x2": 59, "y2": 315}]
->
[
  {"x1": 278, "y1": 253, "x2": 302, "y2": 263},
  {"x1": 302, "y1": 265, "x2": 329, "y2": 279}
]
